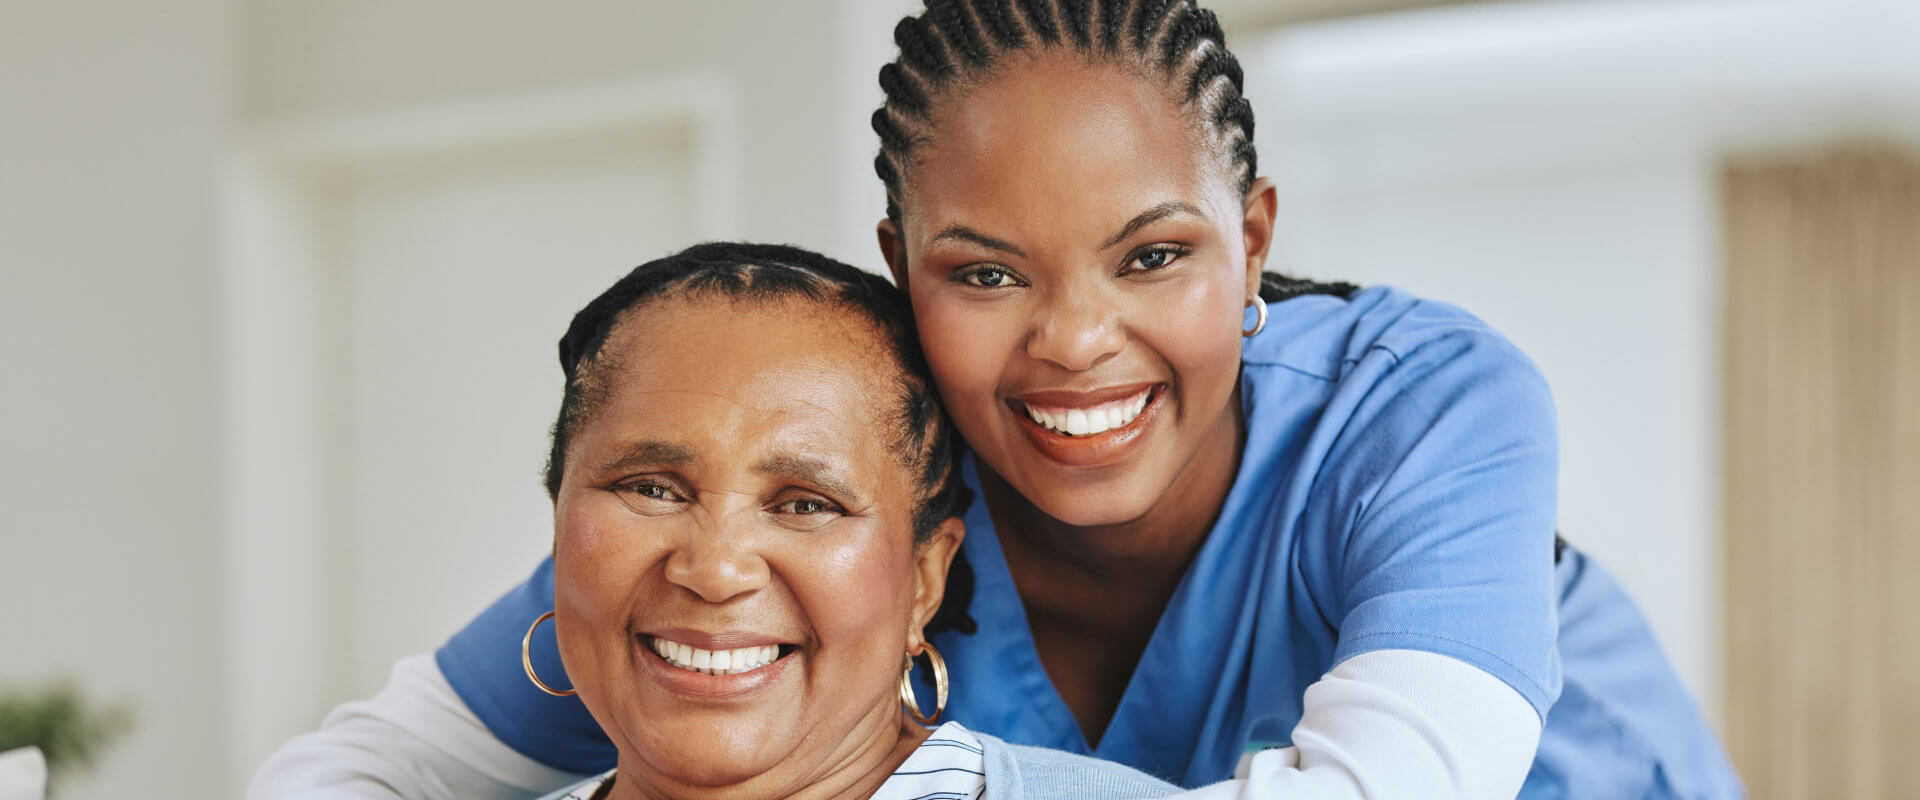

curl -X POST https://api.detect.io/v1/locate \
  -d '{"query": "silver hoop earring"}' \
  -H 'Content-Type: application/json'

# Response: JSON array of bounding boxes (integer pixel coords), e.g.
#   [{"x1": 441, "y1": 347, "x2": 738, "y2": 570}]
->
[{"x1": 1243, "y1": 296, "x2": 1268, "y2": 338}]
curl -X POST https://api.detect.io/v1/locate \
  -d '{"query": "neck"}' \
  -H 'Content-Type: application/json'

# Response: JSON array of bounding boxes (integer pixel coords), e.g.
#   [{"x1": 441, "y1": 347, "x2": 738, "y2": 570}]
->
[
  {"x1": 985, "y1": 387, "x2": 1246, "y2": 586},
  {"x1": 605, "y1": 713, "x2": 931, "y2": 800},
  {"x1": 981, "y1": 392, "x2": 1246, "y2": 746}
]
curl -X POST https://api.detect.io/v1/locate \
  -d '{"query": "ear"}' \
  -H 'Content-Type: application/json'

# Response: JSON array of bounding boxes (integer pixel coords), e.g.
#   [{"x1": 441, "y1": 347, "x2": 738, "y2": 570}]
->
[
  {"x1": 1241, "y1": 177, "x2": 1278, "y2": 299},
  {"x1": 877, "y1": 217, "x2": 910, "y2": 288},
  {"x1": 906, "y1": 516, "x2": 965, "y2": 646}
]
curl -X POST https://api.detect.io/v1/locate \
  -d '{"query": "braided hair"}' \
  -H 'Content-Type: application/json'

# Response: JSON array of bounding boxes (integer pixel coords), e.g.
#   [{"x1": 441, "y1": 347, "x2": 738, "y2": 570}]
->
[{"x1": 872, "y1": 0, "x2": 1356, "y2": 303}]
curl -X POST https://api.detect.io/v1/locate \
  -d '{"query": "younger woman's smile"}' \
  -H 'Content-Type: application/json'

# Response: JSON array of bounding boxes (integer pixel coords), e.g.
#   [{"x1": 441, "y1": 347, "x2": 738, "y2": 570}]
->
[{"x1": 1007, "y1": 383, "x2": 1167, "y2": 469}]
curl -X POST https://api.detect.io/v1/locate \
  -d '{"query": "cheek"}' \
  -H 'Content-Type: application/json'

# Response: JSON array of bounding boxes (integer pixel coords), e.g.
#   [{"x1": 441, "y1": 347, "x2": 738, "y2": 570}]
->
[
  {"x1": 1149, "y1": 262, "x2": 1247, "y2": 397},
  {"x1": 552, "y1": 497, "x2": 660, "y2": 670},
  {"x1": 785, "y1": 524, "x2": 917, "y2": 656},
  {"x1": 912, "y1": 286, "x2": 1015, "y2": 424}
]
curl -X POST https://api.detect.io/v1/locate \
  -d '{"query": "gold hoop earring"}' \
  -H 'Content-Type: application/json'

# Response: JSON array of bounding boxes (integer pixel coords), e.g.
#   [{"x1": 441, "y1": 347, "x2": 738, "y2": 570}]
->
[
  {"x1": 1243, "y1": 296, "x2": 1268, "y2": 338},
  {"x1": 898, "y1": 642, "x2": 949, "y2": 725},
  {"x1": 521, "y1": 611, "x2": 577, "y2": 697}
]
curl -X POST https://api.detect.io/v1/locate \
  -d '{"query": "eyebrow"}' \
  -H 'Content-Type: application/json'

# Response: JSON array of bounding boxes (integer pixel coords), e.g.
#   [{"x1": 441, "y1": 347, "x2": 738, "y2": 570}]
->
[
  {"x1": 596, "y1": 440, "x2": 696, "y2": 473},
  {"x1": 755, "y1": 453, "x2": 868, "y2": 508},
  {"x1": 1101, "y1": 201, "x2": 1209, "y2": 250},
  {"x1": 929, "y1": 225, "x2": 1028, "y2": 258}
]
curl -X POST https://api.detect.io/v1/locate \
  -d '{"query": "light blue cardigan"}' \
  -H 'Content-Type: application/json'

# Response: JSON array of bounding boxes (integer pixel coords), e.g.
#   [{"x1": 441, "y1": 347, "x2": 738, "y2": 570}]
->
[
  {"x1": 977, "y1": 731, "x2": 1182, "y2": 799},
  {"x1": 535, "y1": 731, "x2": 1180, "y2": 800}
]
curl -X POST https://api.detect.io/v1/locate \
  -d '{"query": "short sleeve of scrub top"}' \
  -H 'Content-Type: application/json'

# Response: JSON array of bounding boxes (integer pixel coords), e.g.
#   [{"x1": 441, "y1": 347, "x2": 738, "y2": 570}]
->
[{"x1": 1297, "y1": 292, "x2": 1563, "y2": 713}]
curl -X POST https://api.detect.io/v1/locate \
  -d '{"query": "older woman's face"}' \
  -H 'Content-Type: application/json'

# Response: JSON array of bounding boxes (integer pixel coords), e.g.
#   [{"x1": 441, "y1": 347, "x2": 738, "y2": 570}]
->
[{"x1": 551, "y1": 295, "x2": 958, "y2": 794}]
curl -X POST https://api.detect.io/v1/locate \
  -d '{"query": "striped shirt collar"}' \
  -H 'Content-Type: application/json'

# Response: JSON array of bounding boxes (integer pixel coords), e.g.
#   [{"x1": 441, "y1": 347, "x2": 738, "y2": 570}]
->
[{"x1": 548, "y1": 722, "x2": 986, "y2": 800}]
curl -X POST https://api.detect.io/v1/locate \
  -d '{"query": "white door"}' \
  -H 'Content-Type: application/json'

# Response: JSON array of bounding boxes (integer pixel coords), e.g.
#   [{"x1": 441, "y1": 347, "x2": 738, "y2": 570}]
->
[{"x1": 320, "y1": 123, "x2": 696, "y2": 698}]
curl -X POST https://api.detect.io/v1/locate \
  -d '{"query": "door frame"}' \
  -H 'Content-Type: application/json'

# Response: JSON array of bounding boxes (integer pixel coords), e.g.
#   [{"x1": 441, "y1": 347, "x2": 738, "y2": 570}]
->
[{"x1": 217, "y1": 73, "x2": 741, "y2": 791}]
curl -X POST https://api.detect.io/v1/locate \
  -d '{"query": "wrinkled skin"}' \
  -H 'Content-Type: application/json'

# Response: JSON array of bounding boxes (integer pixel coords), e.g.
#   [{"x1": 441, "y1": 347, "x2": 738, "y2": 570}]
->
[{"x1": 552, "y1": 296, "x2": 963, "y2": 800}]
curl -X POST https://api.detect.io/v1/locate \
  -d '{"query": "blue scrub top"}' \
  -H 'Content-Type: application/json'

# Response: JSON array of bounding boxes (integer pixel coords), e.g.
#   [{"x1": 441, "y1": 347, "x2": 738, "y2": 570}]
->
[{"x1": 438, "y1": 287, "x2": 1741, "y2": 798}]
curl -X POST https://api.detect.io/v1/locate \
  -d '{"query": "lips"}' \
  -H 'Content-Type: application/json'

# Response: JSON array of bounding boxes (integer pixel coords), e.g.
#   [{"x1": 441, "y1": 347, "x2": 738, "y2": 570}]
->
[
  {"x1": 644, "y1": 635, "x2": 788, "y2": 676},
  {"x1": 1007, "y1": 383, "x2": 1165, "y2": 468},
  {"x1": 1019, "y1": 387, "x2": 1151, "y2": 436},
  {"x1": 636, "y1": 629, "x2": 800, "y2": 697}
]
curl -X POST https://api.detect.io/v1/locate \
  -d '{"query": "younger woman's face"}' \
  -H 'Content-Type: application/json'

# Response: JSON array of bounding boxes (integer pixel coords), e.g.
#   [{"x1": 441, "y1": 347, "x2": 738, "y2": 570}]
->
[
  {"x1": 551, "y1": 296, "x2": 959, "y2": 796},
  {"x1": 884, "y1": 55, "x2": 1274, "y2": 526}
]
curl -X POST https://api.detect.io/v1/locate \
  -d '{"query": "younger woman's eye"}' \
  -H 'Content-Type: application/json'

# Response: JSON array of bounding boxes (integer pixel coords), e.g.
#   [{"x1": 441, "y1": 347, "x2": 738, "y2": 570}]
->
[
  {"x1": 1127, "y1": 245, "x2": 1190, "y2": 273},
  {"x1": 956, "y1": 266, "x2": 1020, "y2": 288}
]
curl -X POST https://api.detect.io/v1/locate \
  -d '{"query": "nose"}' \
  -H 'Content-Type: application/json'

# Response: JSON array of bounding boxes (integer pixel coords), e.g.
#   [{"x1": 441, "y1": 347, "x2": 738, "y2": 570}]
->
[
  {"x1": 663, "y1": 514, "x2": 770, "y2": 604},
  {"x1": 1025, "y1": 286, "x2": 1125, "y2": 372}
]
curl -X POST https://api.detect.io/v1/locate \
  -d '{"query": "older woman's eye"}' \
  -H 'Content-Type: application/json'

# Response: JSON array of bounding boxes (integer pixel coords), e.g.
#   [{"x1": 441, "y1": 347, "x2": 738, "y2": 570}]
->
[
  {"x1": 776, "y1": 498, "x2": 835, "y2": 515},
  {"x1": 618, "y1": 481, "x2": 683, "y2": 502}
]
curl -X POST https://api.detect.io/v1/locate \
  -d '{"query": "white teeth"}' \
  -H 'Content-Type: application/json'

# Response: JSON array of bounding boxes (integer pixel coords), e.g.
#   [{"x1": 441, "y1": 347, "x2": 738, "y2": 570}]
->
[
  {"x1": 651, "y1": 637, "x2": 784, "y2": 676},
  {"x1": 1022, "y1": 389, "x2": 1153, "y2": 438}
]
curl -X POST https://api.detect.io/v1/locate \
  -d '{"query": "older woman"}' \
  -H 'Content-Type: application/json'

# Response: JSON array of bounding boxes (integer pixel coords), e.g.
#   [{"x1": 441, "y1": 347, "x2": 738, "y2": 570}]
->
[{"x1": 521, "y1": 242, "x2": 1175, "y2": 800}]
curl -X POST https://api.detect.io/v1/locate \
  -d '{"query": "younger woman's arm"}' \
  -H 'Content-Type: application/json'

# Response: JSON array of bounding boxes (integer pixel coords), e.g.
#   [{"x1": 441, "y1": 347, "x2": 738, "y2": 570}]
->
[
  {"x1": 247, "y1": 654, "x2": 591, "y2": 799},
  {"x1": 1168, "y1": 649, "x2": 1540, "y2": 800},
  {"x1": 249, "y1": 558, "x2": 614, "y2": 798},
  {"x1": 1190, "y1": 309, "x2": 1563, "y2": 798}
]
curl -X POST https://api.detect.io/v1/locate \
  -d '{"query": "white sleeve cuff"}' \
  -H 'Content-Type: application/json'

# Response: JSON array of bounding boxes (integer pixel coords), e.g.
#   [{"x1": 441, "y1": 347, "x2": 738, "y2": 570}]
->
[
  {"x1": 1169, "y1": 649, "x2": 1540, "y2": 800},
  {"x1": 247, "y1": 653, "x2": 591, "y2": 799}
]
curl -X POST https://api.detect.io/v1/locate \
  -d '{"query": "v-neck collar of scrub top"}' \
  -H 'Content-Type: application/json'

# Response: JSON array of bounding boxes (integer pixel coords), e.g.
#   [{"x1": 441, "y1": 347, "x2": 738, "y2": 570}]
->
[{"x1": 935, "y1": 371, "x2": 1287, "y2": 781}]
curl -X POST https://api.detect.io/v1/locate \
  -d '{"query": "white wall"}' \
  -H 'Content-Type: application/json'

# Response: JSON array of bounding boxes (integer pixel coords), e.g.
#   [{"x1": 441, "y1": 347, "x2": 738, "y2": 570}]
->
[
  {"x1": 0, "y1": 2, "x2": 228, "y2": 798},
  {"x1": 1247, "y1": 0, "x2": 1920, "y2": 728},
  {"x1": 235, "y1": 0, "x2": 915, "y2": 268}
]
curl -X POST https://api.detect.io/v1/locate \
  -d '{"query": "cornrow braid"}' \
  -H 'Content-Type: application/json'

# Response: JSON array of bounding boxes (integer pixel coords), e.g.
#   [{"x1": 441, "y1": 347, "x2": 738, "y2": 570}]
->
[
  {"x1": 1095, "y1": 0, "x2": 1127, "y2": 51},
  {"x1": 975, "y1": 0, "x2": 1027, "y2": 50},
  {"x1": 1013, "y1": 0, "x2": 1058, "y2": 42},
  {"x1": 1058, "y1": 0, "x2": 1094, "y2": 47},
  {"x1": 871, "y1": 0, "x2": 1353, "y2": 301}
]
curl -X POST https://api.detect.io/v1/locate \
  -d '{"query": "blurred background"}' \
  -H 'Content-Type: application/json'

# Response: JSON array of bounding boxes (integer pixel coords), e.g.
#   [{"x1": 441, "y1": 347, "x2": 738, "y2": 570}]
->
[{"x1": 3, "y1": 0, "x2": 1916, "y2": 797}]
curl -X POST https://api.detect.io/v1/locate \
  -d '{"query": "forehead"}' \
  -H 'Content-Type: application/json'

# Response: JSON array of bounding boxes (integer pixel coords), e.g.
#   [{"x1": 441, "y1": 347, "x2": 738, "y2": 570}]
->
[
  {"x1": 905, "y1": 55, "x2": 1226, "y2": 238},
  {"x1": 588, "y1": 294, "x2": 902, "y2": 459}
]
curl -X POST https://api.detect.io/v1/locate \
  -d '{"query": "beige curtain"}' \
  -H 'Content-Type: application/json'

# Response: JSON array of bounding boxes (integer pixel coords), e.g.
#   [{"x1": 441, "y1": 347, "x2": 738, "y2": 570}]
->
[{"x1": 1722, "y1": 147, "x2": 1920, "y2": 800}]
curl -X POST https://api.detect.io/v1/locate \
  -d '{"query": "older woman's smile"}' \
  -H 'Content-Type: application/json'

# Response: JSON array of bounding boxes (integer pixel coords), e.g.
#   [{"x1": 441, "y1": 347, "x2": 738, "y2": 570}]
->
[
  {"x1": 629, "y1": 627, "x2": 805, "y2": 701},
  {"x1": 642, "y1": 634, "x2": 789, "y2": 677}
]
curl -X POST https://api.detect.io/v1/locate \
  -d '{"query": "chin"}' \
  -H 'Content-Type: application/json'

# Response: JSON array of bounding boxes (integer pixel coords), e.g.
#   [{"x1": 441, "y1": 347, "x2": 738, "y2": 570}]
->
[
  {"x1": 632, "y1": 723, "x2": 785, "y2": 789},
  {"x1": 1018, "y1": 468, "x2": 1164, "y2": 529}
]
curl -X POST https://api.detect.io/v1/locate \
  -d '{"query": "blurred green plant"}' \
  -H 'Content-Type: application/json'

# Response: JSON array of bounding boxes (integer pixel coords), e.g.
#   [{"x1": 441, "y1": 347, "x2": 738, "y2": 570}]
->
[{"x1": 0, "y1": 680, "x2": 134, "y2": 792}]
